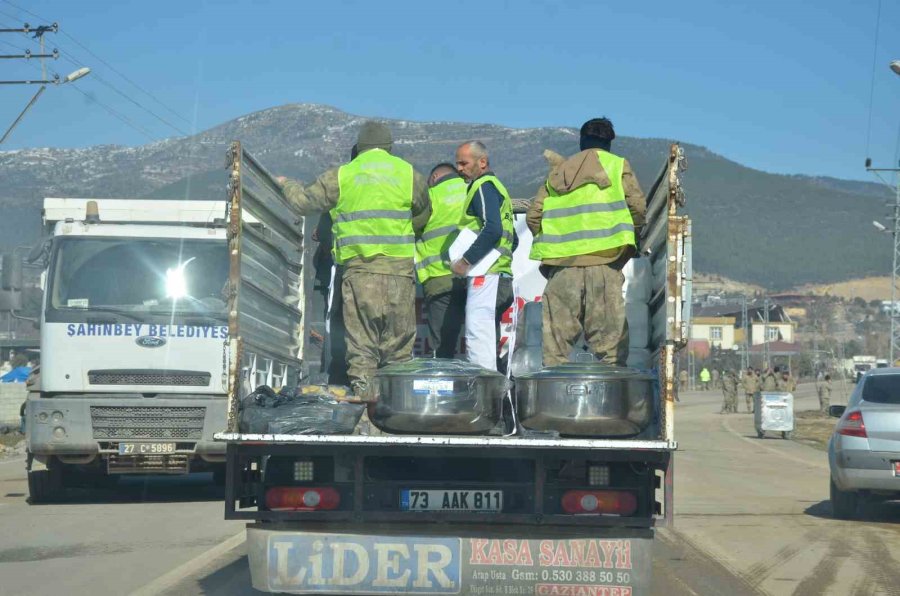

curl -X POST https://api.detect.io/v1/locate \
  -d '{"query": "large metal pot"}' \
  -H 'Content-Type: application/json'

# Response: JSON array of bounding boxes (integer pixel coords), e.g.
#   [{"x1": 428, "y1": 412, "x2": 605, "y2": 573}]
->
[
  {"x1": 371, "y1": 359, "x2": 511, "y2": 434},
  {"x1": 516, "y1": 363, "x2": 655, "y2": 437}
]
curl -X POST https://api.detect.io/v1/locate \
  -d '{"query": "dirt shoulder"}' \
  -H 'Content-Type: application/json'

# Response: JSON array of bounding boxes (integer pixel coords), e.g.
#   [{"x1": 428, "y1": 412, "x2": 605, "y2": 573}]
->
[{"x1": 791, "y1": 409, "x2": 836, "y2": 451}]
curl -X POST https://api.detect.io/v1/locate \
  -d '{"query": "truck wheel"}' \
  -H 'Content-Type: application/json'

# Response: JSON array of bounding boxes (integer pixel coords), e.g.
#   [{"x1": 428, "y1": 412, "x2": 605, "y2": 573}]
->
[
  {"x1": 830, "y1": 478, "x2": 858, "y2": 520},
  {"x1": 27, "y1": 463, "x2": 64, "y2": 504}
]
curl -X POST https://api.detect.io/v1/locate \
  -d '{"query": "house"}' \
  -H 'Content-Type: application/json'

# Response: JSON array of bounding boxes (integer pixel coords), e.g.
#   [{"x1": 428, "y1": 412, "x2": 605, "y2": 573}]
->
[{"x1": 691, "y1": 301, "x2": 795, "y2": 347}]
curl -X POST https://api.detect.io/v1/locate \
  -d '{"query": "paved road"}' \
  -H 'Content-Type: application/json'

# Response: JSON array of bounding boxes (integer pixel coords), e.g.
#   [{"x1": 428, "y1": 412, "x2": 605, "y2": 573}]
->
[{"x1": 0, "y1": 383, "x2": 897, "y2": 595}]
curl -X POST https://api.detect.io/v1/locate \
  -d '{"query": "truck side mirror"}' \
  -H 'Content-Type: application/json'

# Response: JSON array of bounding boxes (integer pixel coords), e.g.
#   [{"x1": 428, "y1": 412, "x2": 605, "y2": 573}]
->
[
  {"x1": 828, "y1": 405, "x2": 846, "y2": 418},
  {"x1": 1, "y1": 253, "x2": 23, "y2": 291}
]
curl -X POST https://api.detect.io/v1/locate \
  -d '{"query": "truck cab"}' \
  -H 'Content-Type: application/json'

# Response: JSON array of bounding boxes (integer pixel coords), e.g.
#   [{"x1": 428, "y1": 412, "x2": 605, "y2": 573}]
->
[{"x1": 25, "y1": 199, "x2": 232, "y2": 501}]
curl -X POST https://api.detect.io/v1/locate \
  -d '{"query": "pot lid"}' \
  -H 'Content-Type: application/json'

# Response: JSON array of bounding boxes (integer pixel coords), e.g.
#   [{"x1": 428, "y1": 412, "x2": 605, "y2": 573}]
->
[
  {"x1": 516, "y1": 362, "x2": 654, "y2": 381},
  {"x1": 375, "y1": 358, "x2": 506, "y2": 380}
]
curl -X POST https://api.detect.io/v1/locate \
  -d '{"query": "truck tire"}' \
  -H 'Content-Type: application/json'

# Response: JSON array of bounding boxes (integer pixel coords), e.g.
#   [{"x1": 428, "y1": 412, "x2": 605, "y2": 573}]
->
[
  {"x1": 27, "y1": 465, "x2": 64, "y2": 504},
  {"x1": 830, "y1": 478, "x2": 858, "y2": 520}
]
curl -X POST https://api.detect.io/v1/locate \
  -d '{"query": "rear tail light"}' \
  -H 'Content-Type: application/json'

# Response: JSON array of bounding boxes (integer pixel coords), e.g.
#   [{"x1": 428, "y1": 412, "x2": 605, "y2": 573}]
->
[
  {"x1": 266, "y1": 487, "x2": 340, "y2": 511},
  {"x1": 561, "y1": 490, "x2": 637, "y2": 515},
  {"x1": 837, "y1": 410, "x2": 867, "y2": 438}
]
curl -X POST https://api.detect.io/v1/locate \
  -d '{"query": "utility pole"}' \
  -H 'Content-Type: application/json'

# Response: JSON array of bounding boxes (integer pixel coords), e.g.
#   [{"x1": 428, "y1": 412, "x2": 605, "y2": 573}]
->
[
  {"x1": 741, "y1": 295, "x2": 750, "y2": 371},
  {"x1": 868, "y1": 60, "x2": 900, "y2": 364},
  {"x1": 763, "y1": 296, "x2": 771, "y2": 369}
]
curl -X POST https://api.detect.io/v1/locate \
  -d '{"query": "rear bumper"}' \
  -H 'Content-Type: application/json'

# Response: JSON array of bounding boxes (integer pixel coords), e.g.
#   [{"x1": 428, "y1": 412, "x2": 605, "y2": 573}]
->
[
  {"x1": 831, "y1": 448, "x2": 900, "y2": 493},
  {"x1": 26, "y1": 394, "x2": 227, "y2": 462},
  {"x1": 246, "y1": 523, "x2": 654, "y2": 594}
]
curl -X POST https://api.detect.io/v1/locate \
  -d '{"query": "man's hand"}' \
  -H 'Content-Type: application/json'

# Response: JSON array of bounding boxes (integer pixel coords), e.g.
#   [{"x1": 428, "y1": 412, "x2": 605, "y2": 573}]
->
[
  {"x1": 275, "y1": 176, "x2": 288, "y2": 185},
  {"x1": 451, "y1": 258, "x2": 471, "y2": 276}
]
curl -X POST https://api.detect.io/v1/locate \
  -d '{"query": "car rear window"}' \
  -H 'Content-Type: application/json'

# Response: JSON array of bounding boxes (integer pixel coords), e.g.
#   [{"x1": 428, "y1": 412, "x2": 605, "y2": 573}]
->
[{"x1": 862, "y1": 375, "x2": 900, "y2": 404}]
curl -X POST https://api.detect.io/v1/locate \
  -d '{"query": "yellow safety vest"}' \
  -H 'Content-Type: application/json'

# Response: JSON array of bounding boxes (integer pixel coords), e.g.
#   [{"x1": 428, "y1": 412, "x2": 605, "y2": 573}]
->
[
  {"x1": 331, "y1": 149, "x2": 415, "y2": 264},
  {"x1": 459, "y1": 175, "x2": 514, "y2": 275},
  {"x1": 414, "y1": 176, "x2": 468, "y2": 284},
  {"x1": 530, "y1": 150, "x2": 635, "y2": 261}
]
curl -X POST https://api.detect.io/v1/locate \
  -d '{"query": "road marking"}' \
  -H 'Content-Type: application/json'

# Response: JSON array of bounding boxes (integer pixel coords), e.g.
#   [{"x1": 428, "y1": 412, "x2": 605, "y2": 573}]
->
[
  {"x1": 129, "y1": 530, "x2": 245, "y2": 596},
  {"x1": 721, "y1": 417, "x2": 830, "y2": 470}
]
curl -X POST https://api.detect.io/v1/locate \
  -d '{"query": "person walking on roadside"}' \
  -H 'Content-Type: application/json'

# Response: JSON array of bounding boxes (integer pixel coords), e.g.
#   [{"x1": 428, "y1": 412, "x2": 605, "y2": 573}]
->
[
  {"x1": 277, "y1": 121, "x2": 432, "y2": 399},
  {"x1": 742, "y1": 367, "x2": 759, "y2": 413},
  {"x1": 527, "y1": 117, "x2": 646, "y2": 367},
  {"x1": 416, "y1": 163, "x2": 469, "y2": 358},
  {"x1": 452, "y1": 141, "x2": 516, "y2": 372},
  {"x1": 699, "y1": 367, "x2": 711, "y2": 391}
]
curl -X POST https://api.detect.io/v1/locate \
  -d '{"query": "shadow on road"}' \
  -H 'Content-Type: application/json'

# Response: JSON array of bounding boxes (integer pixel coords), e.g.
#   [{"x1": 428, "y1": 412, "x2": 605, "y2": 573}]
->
[
  {"x1": 30, "y1": 472, "x2": 225, "y2": 506},
  {"x1": 804, "y1": 499, "x2": 900, "y2": 524}
]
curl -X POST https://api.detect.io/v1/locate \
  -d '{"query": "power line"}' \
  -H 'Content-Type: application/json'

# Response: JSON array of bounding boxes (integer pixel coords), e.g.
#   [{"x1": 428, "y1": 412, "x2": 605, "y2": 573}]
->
[
  {"x1": 864, "y1": 0, "x2": 883, "y2": 160},
  {"x1": 11, "y1": 58, "x2": 159, "y2": 142},
  {"x1": 1, "y1": 0, "x2": 193, "y2": 128},
  {"x1": 0, "y1": 13, "x2": 188, "y2": 137}
]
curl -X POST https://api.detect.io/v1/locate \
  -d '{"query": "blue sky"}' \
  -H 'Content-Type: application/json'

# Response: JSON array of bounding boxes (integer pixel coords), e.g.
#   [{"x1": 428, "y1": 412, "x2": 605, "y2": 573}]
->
[{"x1": 0, "y1": 0, "x2": 898, "y2": 181}]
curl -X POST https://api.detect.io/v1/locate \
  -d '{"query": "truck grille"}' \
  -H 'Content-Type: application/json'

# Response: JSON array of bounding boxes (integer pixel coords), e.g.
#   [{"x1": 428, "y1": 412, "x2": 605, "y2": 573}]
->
[
  {"x1": 88, "y1": 369, "x2": 211, "y2": 387},
  {"x1": 90, "y1": 406, "x2": 206, "y2": 440}
]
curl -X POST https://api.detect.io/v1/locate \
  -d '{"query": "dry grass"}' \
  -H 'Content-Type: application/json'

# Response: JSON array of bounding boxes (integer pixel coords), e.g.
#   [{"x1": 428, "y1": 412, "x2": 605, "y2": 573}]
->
[
  {"x1": 794, "y1": 276, "x2": 892, "y2": 302},
  {"x1": 0, "y1": 431, "x2": 24, "y2": 449},
  {"x1": 792, "y1": 410, "x2": 837, "y2": 451}
]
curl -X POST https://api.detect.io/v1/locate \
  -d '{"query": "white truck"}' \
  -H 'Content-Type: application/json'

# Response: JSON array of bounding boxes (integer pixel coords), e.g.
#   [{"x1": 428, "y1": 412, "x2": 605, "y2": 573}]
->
[
  {"x1": 216, "y1": 142, "x2": 692, "y2": 594},
  {"x1": 25, "y1": 198, "x2": 232, "y2": 502}
]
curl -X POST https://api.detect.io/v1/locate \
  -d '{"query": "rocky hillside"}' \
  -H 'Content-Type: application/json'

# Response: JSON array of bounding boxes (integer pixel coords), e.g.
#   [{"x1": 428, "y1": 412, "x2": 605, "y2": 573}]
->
[{"x1": 0, "y1": 103, "x2": 892, "y2": 288}]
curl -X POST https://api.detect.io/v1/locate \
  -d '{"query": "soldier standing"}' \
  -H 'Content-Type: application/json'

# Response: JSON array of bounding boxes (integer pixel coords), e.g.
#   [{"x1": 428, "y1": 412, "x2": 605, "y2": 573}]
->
[
  {"x1": 721, "y1": 369, "x2": 739, "y2": 413},
  {"x1": 761, "y1": 368, "x2": 779, "y2": 392},
  {"x1": 742, "y1": 367, "x2": 759, "y2": 413},
  {"x1": 778, "y1": 369, "x2": 797, "y2": 393},
  {"x1": 277, "y1": 121, "x2": 432, "y2": 398},
  {"x1": 526, "y1": 117, "x2": 646, "y2": 366},
  {"x1": 819, "y1": 373, "x2": 833, "y2": 412}
]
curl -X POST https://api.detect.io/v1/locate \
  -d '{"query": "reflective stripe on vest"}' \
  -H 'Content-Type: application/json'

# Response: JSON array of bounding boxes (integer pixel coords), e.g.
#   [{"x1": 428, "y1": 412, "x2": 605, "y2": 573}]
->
[
  {"x1": 529, "y1": 150, "x2": 635, "y2": 261},
  {"x1": 414, "y1": 176, "x2": 468, "y2": 284},
  {"x1": 331, "y1": 149, "x2": 415, "y2": 264},
  {"x1": 459, "y1": 174, "x2": 514, "y2": 275}
]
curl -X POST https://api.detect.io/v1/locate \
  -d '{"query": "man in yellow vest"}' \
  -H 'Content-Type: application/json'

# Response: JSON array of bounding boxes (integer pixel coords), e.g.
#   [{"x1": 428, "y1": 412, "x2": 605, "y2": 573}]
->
[
  {"x1": 416, "y1": 163, "x2": 469, "y2": 358},
  {"x1": 277, "y1": 121, "x2": 431, "y2": 398},
  {"x1": 527, "y1": 117, "x2": 646, "y2": 366},
  {"x1": 452, "y1": 141, "x2": 516, "y2": 372}
]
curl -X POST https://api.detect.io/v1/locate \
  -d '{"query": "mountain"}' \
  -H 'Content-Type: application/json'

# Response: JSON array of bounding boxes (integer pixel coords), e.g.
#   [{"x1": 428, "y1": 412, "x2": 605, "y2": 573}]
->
[{"x1": 0, "y1": 103, "x2": 892, "y2": 289}]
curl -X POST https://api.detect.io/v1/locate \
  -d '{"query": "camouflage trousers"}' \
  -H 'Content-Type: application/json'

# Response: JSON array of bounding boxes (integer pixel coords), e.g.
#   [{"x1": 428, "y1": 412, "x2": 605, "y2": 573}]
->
[
  {"x1": 817, "y1": 387, "x2": 831, "y2": 413},
  {"x1": 342, "y1": 271, "x2": 415, "y2": 398},
  {"x1": 722, "y1": 391, "x2": 738, "y2": 413},
  {"x1": 745, "y1": 392, "x2": 755, "y2": 413},
  {"x1": 541, "y1": 264, "x2": 628, "y2": 367}
]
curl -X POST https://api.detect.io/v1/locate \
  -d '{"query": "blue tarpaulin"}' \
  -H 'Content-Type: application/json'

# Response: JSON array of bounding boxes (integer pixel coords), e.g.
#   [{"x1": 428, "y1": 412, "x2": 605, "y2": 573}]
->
[{"x1": 0, "y1": 367, "x2": 31, "y2": 383}]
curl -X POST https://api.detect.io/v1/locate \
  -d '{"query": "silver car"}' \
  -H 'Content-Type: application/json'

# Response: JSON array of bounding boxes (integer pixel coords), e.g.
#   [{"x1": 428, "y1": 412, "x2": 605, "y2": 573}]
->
[{"x1": 828, "y1": 367, "x2": 900, "y2": 519}]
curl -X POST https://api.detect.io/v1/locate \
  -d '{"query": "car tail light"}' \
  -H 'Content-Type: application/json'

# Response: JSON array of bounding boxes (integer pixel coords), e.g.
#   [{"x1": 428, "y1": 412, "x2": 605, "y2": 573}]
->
[
  {"x1": 837, "y1": 410, "x2": 867, "y2": 438},
  {"x1": 266, "y1": 487, "x2": 340, "y2": 511},
  {"x1": 560, "y1": 490, "x2": 637, "y2": 515}
]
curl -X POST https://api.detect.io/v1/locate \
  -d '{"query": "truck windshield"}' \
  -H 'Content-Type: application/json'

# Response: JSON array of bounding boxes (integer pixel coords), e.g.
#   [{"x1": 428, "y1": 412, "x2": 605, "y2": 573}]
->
[{"x1": 49, "y1": 237, "x2": 228, "y2": 315}]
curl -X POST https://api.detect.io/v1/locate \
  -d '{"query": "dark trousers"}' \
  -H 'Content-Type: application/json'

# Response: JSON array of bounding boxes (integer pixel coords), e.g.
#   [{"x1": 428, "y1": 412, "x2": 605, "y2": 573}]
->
[{"x1": 424, "y1": 278, "x2": 467, "y2": 359}]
